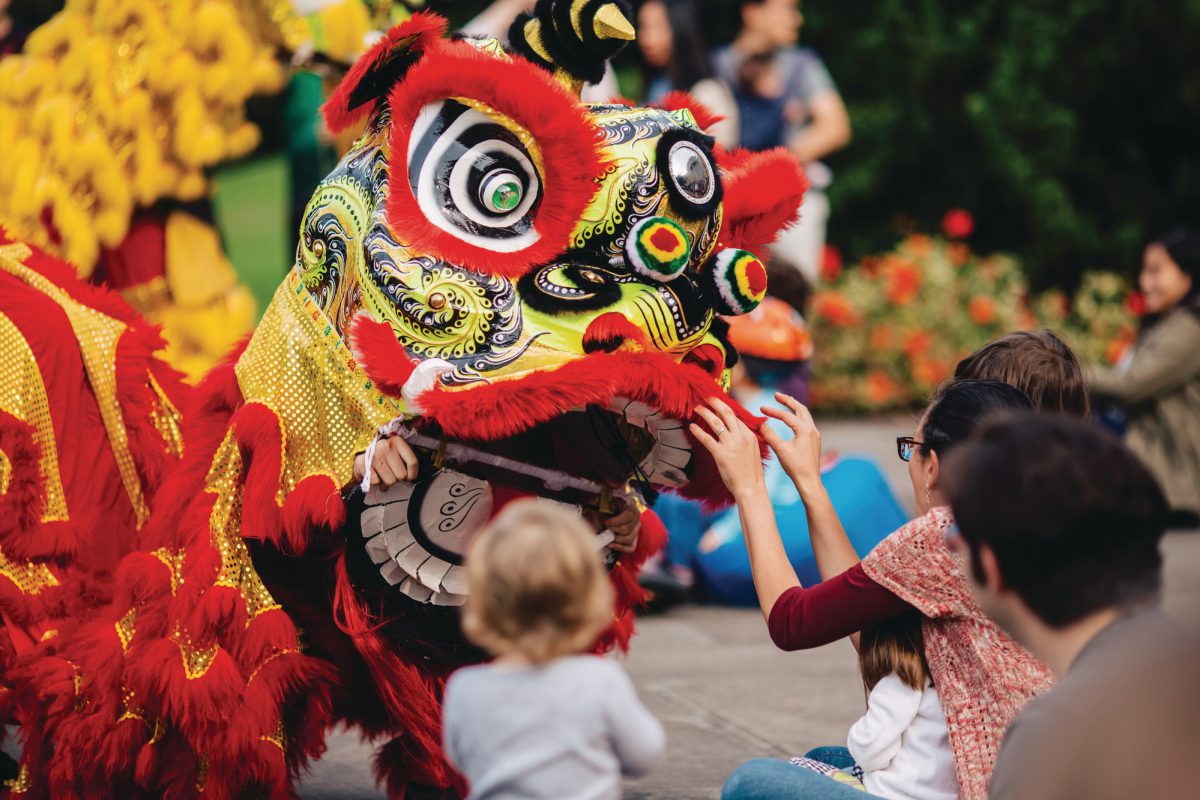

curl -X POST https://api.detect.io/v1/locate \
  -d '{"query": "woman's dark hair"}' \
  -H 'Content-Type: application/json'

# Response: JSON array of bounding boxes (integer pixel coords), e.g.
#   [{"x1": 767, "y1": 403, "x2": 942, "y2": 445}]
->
[
  {"x1": 919, "y1": 379, "x2": 1034, "y2": 458},
  {"x1": 639, "y1": 0, "x2": 714, "y2": 90},
  {"x1": 954, "y1": 330, "x2": 1090, "y2": 418},
  {"x1": 1150, "y1": 227, "x2": 1200, "y2": 318}
]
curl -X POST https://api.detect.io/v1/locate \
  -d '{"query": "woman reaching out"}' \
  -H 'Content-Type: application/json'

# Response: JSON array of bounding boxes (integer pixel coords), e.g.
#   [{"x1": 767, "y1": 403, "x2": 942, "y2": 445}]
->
[{"x1": 691, "y1": 380, "x2": 1051, "y2": 800}]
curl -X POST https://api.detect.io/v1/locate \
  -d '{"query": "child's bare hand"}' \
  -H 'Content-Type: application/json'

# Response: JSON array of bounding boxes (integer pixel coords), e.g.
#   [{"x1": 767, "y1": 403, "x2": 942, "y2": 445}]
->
[{"x1": 352, "y1": 436, "x2": 419, "y2": 488}]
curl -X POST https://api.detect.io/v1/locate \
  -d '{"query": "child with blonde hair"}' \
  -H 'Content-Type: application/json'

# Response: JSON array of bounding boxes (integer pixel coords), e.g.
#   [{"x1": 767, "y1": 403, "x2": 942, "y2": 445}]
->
[{"x1": 443, "y1": 500, "x2": 665, "y2": 799}]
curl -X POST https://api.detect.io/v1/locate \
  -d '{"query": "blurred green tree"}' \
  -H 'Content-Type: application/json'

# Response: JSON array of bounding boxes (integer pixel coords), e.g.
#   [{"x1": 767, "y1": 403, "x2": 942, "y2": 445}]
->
[{"x1": 439, "y1": 0, "x2": 1200, "y2": 288}]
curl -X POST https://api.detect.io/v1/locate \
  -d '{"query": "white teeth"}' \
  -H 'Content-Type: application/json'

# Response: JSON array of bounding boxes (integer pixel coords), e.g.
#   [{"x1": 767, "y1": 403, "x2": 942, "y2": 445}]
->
[
  {"x1": 441, "y1": 566, "x2": 469, "y2": 596},
  {"x1": 364, "y1": 534, "x2": 391, "y2": 565},
  {"x1": 659, "y1": 426, "x2": 689, "y2": 450},
  {"x1": 656, "y1": 446, "x2": 691, "y2": 471},
  {"x1": 361, "y1": 505, "x2": 386, "y2": 537},
  {"x1": 430, "y1": 590, "x2": 467, "y2": 607},
  {"x1": 384, "y1": 527, "x2": 416, "y2": 559},
  {"x1": 416, "y1": 556, "x2": 454, "y2": 593},
  {"x1": 623, "y1": 401, "x2": 654, "y2": 428},
  {"x1": 399, "y1": 577, "x2": 434, "y2": 603},
  {"x1": 378, "y1": 560, "x2": 406, "y2": 586},
  {"x1": 396, "y1": 543, "x2": 430, "y2": 577}
]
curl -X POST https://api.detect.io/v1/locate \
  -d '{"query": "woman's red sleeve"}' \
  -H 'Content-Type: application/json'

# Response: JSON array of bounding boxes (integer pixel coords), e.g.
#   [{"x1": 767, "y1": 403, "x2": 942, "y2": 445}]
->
[{"x1": 766, "y1": 562, "x2": 913, "y2": 651}]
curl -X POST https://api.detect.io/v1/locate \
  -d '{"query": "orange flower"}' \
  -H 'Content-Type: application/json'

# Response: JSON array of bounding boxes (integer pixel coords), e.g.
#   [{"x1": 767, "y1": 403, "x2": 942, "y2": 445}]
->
[
  {"x1": 903, "y1": 329, "x2": 933, "y2": 359},
  {"x1": 884, "y1": 260, "x2": 921, "y2": 305},
  {"x1": 903, "y1": 234, "x2": 933, "y2": 257},
  {"x1": 912, "y1": 357, "x2": 950, "y2": 389},
  {"x1": 820, "y1": 245, "x2": 843, "y2": 282},
  {"x1": 1018, "y1": 309, "x2": 1039, "y2": 330},
  {"x1": 812, "y1": 291, "x2": 857, "y2": 327},
  {"x1": 865, "y1": 372, "x2": 900, "y2": 407},
  {"x1": 947, "y1": 242, "x2": 970, "y2": 267},
  {"x1": 869, "y1": 324, "x2": 896, "y2": 350},
  {"x1": 968, "y1": 295, "x2": 997, "y2": 325},
  {"x1": 1105, "y1": 328, "x2": 1136, "y2": 365}
]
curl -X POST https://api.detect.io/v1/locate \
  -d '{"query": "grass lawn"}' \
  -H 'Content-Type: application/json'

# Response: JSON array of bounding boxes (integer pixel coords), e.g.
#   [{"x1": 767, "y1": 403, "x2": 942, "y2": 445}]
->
[{"x1": 212, "y1": 153, "x2": 293, "y2": 316}]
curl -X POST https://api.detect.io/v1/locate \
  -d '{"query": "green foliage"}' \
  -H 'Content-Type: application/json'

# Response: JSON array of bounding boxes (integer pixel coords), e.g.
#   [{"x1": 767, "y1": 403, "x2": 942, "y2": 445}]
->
[
  {"x1": 794, "y1": 0, "x2": 1200, "y2": 290},
  {"x1": 437, "y1": 0, "x2": 1200, "y2": 290}
]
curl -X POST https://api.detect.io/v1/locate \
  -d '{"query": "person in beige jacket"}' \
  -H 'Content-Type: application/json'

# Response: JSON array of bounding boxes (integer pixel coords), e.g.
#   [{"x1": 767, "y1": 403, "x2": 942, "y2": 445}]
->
[{"x1": 1089, "y1": 228, "x2": 1200, "y2": 525}]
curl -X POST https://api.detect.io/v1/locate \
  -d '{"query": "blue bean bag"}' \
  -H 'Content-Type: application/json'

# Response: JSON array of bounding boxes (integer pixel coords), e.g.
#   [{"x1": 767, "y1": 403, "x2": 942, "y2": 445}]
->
[{"x1": 654, "y1": 450, "x2": 907, "y2": 607}]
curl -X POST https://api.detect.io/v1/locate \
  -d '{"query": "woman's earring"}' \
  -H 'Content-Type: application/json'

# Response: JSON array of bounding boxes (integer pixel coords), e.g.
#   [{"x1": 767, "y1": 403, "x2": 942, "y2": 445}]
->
[{"x1": 925, "y1": 485, "x2": 932, "y2": 507}]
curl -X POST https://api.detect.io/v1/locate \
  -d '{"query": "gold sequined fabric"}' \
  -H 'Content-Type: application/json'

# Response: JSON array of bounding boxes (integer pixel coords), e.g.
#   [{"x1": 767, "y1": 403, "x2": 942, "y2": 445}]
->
[{"x1": 196, "y1": 273, "x2": 399, "y2": 618}]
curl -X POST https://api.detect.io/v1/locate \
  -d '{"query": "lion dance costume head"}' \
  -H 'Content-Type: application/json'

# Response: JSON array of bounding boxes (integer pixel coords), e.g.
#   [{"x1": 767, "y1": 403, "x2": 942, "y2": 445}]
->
[{"x1": 1, "y1": 2, "x2": 806, "y2": 797}]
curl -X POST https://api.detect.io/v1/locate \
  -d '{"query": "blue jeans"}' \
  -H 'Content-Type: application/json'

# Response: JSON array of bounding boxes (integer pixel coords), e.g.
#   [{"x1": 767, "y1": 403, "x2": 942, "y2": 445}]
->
[
  {"x1": 721, "y1": 754, "x2": 884, "y2": 800},
  {"x1": 803, "y1": 746, "x2": 857, "y2": 771}
]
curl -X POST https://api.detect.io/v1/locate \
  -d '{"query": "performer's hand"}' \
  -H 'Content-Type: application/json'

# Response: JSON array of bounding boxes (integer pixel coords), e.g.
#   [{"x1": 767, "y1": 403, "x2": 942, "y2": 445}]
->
[
  {"x1": 352, "y1": 437, "x2": 419, "y2": 488},
  {"x1": 759, "y1": 392, "x2": 823, "y2": 499},
  {"x1": 603, "y1": 499, "x2": 641, "y2": 554},
  {"x1": 690, "y1": 398, "x2": 766, "y2": 500}
]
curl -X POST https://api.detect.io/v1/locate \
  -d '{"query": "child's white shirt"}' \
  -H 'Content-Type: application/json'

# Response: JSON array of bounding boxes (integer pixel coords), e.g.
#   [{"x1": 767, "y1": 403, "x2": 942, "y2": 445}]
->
[{"x1": 846, "y1": 674, "x2": 957, "y2": 800}]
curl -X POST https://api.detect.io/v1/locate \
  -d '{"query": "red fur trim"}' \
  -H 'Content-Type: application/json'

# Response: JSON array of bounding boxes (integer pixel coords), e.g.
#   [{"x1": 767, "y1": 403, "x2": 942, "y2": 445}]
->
[
  {"x1": 415, "y1": 351, "x2": 766, "y2": 507},
  {"x1": 582, "y1": 312, "x2": 649, "y2": 353},
  {"x1": 656, "y1": 90, "x2": 725, "y2": 132},
  {"x1": 0, "y1": 411, "x2": 46, "y2": 547},
  {"x1": 322, "y1": 12, "x2": 449, "y2": 134},
  {"x1": 114, "y1": 324, "x2": 185, "y2": 503},
  {"x1": 282, "y1": 475, "x2": 346, "y2": 556},
  {"x1": 607, "y1": 95, "x2": 636, "y2": 107},
  {"x1": 331, "y1": 555, "x2": 462, "y2": 795},
  {"x1": 346, "y1": 312, "x2": 416, "y2": 397},
  {"x1": 231, "y1": 403, "x2": 285, "y2": 546},
  {"x1": 597, "y1": 508, "x2": 667, "y2": 652},
  {"x1": 717, "y1": 147, "x2": 809, "y2": 254},
  {"x1": 386, "y1": 39, "x2": 609, "y2": 278}
]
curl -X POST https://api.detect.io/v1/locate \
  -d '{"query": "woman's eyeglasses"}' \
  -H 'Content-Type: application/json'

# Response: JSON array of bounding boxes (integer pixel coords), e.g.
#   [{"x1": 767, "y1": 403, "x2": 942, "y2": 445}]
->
[{"x1": 896, "y1": 436, "x2": 923, "y2": 462}]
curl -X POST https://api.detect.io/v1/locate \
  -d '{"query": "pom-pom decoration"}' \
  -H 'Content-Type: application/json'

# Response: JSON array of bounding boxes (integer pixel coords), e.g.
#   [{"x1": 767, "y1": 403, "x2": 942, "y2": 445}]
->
[
  {"x1": 625, "y1": 216, "x2": 691, "y2": 282},
  {"x1": 707, "y1": 248, "x2": 768, "y2": 315}
]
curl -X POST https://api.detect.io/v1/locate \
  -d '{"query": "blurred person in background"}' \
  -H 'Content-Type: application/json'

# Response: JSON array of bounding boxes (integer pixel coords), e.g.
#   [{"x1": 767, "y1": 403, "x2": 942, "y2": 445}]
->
[
  {"x1": 1088, "y1": 228, "x2": 1200, "y2": 527},
  {"x1": 713, "y1": 0, "x2": 850, "y2": 286},
  {"x1": 944, "y1": 413, "x2": 1200, "y2": 800},
  {"x1": 636, "y1": 0, "x2": 739, "y2": 147}
]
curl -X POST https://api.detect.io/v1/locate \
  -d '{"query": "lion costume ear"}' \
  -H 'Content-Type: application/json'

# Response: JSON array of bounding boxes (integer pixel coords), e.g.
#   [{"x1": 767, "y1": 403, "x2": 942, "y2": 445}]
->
[
  {"x1": 716, "y1": 147, "x2": 809, "y2": 256},
  {"x1": 323, "y1": 12, "x2": 448, "y2": 134}
]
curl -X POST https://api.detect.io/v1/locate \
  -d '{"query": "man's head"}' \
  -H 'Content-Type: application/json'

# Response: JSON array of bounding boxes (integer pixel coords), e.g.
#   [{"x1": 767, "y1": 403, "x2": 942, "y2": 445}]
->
[
  {"x1": 943, "y1": 413, "x2": 1167, "y2": 640},
  {"x1": 738, "y1": 0, "x2": 803, "y2": 49},
  {"x1": 954, "y1": 330, "x2": 1090, "y2": 418}
]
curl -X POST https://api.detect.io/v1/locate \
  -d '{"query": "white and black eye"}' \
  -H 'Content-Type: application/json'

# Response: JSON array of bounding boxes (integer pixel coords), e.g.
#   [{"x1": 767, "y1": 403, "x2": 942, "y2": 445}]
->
[
  {"x1": 656, "y1": 129, "x2": 722, "y2": 220},
  {"x1": 408, "y1": 100, "x2": 542, "y2": 252}
]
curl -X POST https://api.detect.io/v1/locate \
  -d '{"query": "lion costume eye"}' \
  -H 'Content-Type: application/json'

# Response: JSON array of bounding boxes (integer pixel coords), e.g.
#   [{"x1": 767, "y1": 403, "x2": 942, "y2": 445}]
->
[
  {"x1": 668, "y1": 141, "x2": 715, "y2": 205},
  {"x1": 408, "y1": 100, "x2": 542, "y2": 251}
]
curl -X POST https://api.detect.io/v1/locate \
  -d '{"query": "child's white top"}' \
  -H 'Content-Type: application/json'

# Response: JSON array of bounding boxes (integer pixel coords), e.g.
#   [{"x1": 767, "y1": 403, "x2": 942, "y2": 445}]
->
[
  {"x1": 847, "y1": 674, "x2": 957, "y2": 800},
  {"x1": 443, "y1": 654, "x2": 665, "y2": 800}
]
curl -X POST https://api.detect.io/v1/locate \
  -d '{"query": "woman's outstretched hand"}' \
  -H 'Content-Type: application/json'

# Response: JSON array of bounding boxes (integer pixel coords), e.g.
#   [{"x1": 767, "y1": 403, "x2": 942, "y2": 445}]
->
[
  {"x1": 690, "y1": 398, "x2": 766, "y2": 499},
  {"x1": 760, "y1": 392, "x2": 824, "y2": 498}
]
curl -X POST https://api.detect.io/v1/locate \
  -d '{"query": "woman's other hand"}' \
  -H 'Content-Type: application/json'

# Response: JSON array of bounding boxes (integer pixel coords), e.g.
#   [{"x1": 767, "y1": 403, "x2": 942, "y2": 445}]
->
[
  {"x1": 760, "y1": 392, "x2": 824, "y2": 498},
  {"x1": 352, "y1": 436, "x2": 420, "y2": 488},
  {"x1": 690, "y1": 398, "x2": 766, "y2": 500}
]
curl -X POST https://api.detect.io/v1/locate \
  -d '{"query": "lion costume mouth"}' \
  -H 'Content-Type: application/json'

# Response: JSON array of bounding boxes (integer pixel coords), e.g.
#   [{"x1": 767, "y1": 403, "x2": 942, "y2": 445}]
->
[{"x1": 355, "y1": 350, "x2": 763, "y2": 606}]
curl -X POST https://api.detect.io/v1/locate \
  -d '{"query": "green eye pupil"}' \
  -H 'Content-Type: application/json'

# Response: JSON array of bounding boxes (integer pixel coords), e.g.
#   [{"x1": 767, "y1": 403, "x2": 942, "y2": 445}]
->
[{"x1": 492, "y1": 182, "x2": 521, "y2": 211}]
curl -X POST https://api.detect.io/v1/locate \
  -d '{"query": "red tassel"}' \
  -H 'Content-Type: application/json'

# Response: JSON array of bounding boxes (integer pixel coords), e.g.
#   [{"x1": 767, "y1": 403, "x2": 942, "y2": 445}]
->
[{"x1": 281, "y1": 475, "x2": 346, "y2": 556}]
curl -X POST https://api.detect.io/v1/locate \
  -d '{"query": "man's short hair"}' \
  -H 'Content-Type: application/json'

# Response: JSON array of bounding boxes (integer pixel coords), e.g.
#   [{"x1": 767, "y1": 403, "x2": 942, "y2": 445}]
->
[
  {"x1": 943, "y1": 413, "x2": 1168, "y2": 628},
  {"x1": 955, "y1": 330, "x2": 1090, "y2": 418}
]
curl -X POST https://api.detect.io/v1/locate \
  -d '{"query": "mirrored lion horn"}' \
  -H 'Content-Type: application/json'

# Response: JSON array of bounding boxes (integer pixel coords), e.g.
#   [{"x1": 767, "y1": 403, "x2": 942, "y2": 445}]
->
[{"x1": 508, "y1": 0, "x2": 635, "y2": 95}]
